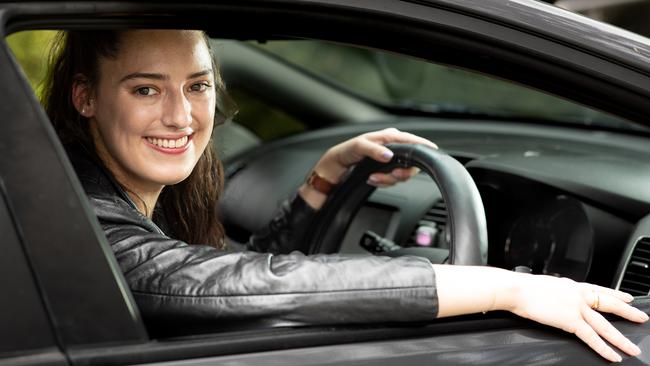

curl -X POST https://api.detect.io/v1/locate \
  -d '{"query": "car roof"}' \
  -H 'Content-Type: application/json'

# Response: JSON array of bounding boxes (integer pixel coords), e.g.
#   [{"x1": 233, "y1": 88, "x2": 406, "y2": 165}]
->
[
  {"x1": 430, "y1": 0, "x2": 650, "y2": 71},
  {"x1": 6, "y1": 0, "x2": 649, "y2": 74}
]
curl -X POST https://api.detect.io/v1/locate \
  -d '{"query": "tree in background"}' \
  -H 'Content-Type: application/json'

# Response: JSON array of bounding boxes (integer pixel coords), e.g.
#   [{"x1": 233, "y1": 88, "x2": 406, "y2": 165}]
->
[{"x1": 7, "y1": 31, "x2": 57, "y2": 97}]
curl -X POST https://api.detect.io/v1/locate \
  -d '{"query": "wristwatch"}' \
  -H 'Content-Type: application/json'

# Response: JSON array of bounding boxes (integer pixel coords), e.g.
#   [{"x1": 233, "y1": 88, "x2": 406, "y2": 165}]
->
[{"x1": 306, "y1": 171, "x2": 336, "y2": 194}]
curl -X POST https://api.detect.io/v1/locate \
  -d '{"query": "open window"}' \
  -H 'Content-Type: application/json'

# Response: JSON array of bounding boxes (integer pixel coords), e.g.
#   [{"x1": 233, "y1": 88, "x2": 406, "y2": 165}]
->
[{"x1": 3, "y1": 2, "x2": 650, "y2": 366}]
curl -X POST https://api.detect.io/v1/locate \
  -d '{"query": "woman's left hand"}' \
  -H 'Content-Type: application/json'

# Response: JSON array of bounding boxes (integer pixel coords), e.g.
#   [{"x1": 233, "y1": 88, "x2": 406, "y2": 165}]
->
[
  {"x1": 435, "y1": 265, "x2": 648, "y2": 363},
  {"x1": 506, "y1": 274, "x2": 647, "y2": 362},
  {"x1": 299, "y1": 128, "x2": 437, "y2": 209}
]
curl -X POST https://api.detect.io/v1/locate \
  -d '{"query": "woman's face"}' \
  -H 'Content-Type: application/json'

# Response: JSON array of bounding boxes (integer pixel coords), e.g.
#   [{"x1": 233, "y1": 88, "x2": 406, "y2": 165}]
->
[{"x1": 85, "y1": 30, "x2": 216, "y2": 190}]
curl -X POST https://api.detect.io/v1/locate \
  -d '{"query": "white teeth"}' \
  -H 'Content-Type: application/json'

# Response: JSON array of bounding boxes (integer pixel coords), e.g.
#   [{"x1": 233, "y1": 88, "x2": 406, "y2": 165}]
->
[{"x1": 147, "y1": 136, "x2": 190, "y2": 149}]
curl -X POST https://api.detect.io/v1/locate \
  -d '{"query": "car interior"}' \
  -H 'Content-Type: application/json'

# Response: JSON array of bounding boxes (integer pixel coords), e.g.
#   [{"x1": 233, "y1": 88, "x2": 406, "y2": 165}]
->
[
  {"x1": 214, "y1": 39, "x2": 650, "y2": 288},
  {"x1": 10, "y1": 30, "x2": 650, "y2": 318},
  {"x1": 3, "y1": 2, "x2": 650, "y2": 364}
]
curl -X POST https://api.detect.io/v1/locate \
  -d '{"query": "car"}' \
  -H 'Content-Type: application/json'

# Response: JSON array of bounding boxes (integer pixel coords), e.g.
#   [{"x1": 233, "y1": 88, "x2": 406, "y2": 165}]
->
[{"x1": 2, "y1": 1, "x2": 650, "y2": 365}]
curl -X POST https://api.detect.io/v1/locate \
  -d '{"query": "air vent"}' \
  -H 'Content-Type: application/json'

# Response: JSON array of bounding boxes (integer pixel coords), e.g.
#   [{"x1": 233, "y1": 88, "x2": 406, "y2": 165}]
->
[
  {"x1": 406, "y1": 200, "x2": 448, "y2": 248},
  {"x1": 619, "y1": 237, "x2": 650, "y2": 296},
  {"x1": 423, "y1": 199, "x2": 448, "y2": 226}
]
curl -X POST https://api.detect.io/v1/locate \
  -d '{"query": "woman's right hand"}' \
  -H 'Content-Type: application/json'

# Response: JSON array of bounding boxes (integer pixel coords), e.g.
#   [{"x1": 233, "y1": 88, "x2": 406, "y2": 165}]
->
[
  {"x1": 434, "y1": 265, "x2": 648, "y2": 363},
  {"x1": 298, "y1": 128, "x2": 437, "y2": 210}
]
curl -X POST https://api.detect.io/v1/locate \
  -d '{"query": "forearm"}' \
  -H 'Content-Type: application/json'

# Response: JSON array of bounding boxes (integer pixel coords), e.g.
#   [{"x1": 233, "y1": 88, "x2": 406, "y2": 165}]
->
[
  {"x1": 298, "y1": 183, "x2": 328, "y2": 210},
  {"x1": 434, "y1": 265, "x2": 521, "y2": 318}
]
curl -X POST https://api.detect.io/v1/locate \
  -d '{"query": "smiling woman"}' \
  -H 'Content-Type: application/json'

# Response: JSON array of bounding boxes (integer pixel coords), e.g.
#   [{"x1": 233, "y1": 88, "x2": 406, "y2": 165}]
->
[
  {"x1": 34, "y1": 28, "x2": 649, "y2": 364},
  {"x1": 42, "y1": 30, "x2": 232, "y2": 246},
  {"x1": 73, "y1": 31, "x2": 215, "y2": 210}
]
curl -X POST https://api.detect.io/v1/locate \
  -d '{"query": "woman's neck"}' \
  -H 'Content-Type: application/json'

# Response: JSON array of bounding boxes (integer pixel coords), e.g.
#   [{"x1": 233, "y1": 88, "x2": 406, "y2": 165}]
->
[
  {"x1": 110, "y1": 166, "x2": 164, "y2": 218},
  {"x1": 126, "y1": 188, "x2": 163, "y2": 218},
  {"x1": 93, "y1": 145, "x2": 164, "y2": 218}
]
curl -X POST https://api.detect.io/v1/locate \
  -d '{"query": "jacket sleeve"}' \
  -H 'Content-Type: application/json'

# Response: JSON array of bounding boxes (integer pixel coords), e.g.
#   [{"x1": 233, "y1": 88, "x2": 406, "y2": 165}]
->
[
  {"x1": 91, "y1": 195, "x2": 439, "y2": 325},
  {"x1": 247, "y1": 193, "x2": 317, "y2": 254}
]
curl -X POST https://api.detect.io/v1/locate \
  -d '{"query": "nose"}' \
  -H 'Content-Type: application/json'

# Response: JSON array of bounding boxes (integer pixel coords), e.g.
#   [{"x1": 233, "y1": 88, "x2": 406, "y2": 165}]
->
[{"x1": 161, "y1": 89, "x2": 192, "y2": 129}]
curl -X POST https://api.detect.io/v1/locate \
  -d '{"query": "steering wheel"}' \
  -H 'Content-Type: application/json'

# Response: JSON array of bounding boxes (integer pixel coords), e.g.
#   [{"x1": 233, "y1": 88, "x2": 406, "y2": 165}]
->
[{"x1": 303, "y1": 143, "x2": 488, "y2": 265}]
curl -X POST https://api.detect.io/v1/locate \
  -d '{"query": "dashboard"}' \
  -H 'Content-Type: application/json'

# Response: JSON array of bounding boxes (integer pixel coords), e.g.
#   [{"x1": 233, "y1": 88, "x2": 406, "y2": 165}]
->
[{"x1": 220, "y1": 119, "x2": 650, "y2": 291}]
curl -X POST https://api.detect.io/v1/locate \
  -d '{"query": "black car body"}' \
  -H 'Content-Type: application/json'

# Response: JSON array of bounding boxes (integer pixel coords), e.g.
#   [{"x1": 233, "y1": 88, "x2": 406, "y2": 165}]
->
[{"x1": 2, "y1": 1, "x2": 650, "y2": 365}]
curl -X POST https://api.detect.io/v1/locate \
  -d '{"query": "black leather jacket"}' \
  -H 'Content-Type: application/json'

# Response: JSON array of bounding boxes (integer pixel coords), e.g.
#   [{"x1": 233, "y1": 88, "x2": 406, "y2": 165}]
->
[{"x1": 68, "y1": 145, "x2": 438, "y2": 328}]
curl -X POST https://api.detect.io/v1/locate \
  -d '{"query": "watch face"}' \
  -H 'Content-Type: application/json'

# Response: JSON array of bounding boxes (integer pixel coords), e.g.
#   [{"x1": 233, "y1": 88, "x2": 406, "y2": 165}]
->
[{"x1": 308, "y1": 171, "x2": 335, "y2": 194}]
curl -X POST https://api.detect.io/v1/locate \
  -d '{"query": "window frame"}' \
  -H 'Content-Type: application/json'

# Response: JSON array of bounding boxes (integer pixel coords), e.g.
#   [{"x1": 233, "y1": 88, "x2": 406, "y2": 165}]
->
[{"x1": 2, "y1": 1, "x2": 650, "y2": 365}]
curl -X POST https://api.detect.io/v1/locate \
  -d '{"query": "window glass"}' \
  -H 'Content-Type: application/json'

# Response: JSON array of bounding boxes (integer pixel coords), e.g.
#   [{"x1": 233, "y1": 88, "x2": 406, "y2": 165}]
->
[
  {"x1": 9, "y1": 32, "x2": 645, "y2": 138},
  {"x1": 253, "y1": 40, "x2": 645, "y2": 132},
  {"x1": 228, "y1": 87, "x2": 306, "y2": 141},
  {"x1": 7, "y1": 31, "x2": 306, "y2": 142}
]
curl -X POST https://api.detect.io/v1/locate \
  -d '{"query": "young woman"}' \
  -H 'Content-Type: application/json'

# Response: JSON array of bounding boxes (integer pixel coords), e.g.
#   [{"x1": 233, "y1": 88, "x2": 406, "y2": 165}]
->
[{"x1": 43, "y1": 29, "x2": 646, "y2": 362}]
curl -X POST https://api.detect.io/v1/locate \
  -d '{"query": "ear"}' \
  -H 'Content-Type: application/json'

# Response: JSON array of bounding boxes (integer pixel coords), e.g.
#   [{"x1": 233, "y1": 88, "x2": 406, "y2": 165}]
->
[{"x1": 72, "y1": 74, "x2": 96, "y2": 118}]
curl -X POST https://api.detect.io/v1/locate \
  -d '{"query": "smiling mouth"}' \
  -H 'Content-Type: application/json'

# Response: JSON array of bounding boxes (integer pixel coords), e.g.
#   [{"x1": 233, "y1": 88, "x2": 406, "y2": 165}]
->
[{"x1": 146, "y1": 135, "x2": 191, "y2": 149}]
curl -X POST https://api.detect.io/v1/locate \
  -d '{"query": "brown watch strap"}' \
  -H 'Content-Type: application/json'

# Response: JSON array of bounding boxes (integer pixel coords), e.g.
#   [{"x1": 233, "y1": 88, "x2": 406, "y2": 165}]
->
[{"x1": 306, "y1": 171, "x2": 336, "y2": 194}]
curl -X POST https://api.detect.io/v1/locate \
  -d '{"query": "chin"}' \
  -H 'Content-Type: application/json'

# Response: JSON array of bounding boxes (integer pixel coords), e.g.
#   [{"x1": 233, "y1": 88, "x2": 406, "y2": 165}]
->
[{"x1": 149, "y1": 167, "x2": 194, "y2": 186}]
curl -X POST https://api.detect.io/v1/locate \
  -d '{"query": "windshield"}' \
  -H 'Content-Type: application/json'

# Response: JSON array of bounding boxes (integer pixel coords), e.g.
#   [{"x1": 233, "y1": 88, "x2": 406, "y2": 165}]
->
[{"x1": 253, "y1": 40, "x2": 647, "y2": 132}]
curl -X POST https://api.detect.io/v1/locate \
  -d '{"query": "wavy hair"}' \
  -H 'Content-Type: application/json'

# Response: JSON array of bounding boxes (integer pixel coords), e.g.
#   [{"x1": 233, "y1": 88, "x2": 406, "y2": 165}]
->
[{"x1": 41, "y1": 30, "x2": 235, "y2": 248}]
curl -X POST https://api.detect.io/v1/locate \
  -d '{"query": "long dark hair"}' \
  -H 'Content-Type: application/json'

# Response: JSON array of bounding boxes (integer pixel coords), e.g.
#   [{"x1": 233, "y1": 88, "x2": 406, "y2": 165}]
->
[{"x1": 42, "y1": 30, "x2": 235, "y2": 248}]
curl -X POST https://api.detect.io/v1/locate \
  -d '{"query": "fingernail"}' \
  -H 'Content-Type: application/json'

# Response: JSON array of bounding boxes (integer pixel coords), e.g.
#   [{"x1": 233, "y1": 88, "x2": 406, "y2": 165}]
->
[
  {"x1": 624, "y1": 293, "x2": 634, "y2": 302},
  {"x1": 367, "y1": 175, "x2": 379, "y2": 184},
  {"x1": 381, "y1": 150, "x2": 394, "y2": 160},
  {"x1": 641, "y1": 312, "x2": 649, "y2": 321},
  {"x1": 631, "y1": 344, "x2": 642, "y2": 356},
  {"x1": 391, "y1": 170, "x2": 403, "y2": 179}
]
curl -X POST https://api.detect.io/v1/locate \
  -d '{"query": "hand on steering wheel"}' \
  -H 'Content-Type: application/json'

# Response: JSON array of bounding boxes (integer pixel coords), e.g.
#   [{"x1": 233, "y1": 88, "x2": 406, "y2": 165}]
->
[
  {"x1": 301, "y1": 128, "x2": 487, "y2": 265},
  {"x1": 298, "y1": 128, "x2": 437, "y2": 209}
]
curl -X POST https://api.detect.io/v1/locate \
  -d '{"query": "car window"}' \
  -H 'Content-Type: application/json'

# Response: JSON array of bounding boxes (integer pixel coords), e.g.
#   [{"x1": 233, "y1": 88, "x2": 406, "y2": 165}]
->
[
  {"x1": 9, "y1": 31, "x2": 644, "y2": 138},
  {"x1": 228, "y1": 87, "x2": 306, "y2": 141},
  {"x1": 2, "y1": 6, "x2": 649, "y2": 364},
  {"x1": 6, "y1": 30, "x2": 57, "y2": 98},
  {"x1": 7, "y1": 30, "x2": 307, "y2": 143},
  {"x1": 252, "y1": 40, "x2": 646, "y2": 132}
]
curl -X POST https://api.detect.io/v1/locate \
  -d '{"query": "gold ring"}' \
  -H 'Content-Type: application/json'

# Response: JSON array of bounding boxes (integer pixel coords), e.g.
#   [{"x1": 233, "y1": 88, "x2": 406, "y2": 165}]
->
[{"x1": 591, "y1": 292, "x2": 600, "y2": 311}]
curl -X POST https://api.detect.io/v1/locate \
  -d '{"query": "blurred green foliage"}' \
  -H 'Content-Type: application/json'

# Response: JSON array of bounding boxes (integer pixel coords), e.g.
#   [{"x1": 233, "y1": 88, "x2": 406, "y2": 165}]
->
[{"x1": 6, "y1": 30, "x2": 58, "y2": 98}]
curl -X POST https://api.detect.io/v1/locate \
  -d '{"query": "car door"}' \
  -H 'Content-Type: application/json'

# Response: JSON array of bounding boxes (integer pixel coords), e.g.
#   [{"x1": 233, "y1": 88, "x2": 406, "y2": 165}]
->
[
  {"x1": 1, "y1": 1, "x2": 649, "y2": 366},
  {"x1": 0, "y1": 178, "x2": 68, "y2": 366}
]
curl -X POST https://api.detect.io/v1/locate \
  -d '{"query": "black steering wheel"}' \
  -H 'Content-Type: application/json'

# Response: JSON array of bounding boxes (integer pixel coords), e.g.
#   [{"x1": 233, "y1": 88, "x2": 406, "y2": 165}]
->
[{"x1": 304, "y1": 143, "x2": 488, "y2": 265}]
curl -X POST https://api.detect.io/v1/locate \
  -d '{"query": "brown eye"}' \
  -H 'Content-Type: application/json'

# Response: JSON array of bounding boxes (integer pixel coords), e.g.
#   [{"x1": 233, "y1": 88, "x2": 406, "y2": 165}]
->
[
  {"x1": 136, "y1": 87, "x2": 152, "y2": 96},
  {"x1": 190, "y1": 83, "x2": 210, "y2": 92}
]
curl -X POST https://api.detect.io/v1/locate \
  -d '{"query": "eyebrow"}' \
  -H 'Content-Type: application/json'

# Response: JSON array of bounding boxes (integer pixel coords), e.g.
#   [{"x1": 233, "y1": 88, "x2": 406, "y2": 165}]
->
[
  {"x1": 188, "y1": 70, "x2": 213, "y2": 79},
  {"x1": 120, "y1": 72, "x2": 167, "y2": 83},
  {"x1": 119, "y1": 69, "x2": 213, "y2": 83}
]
